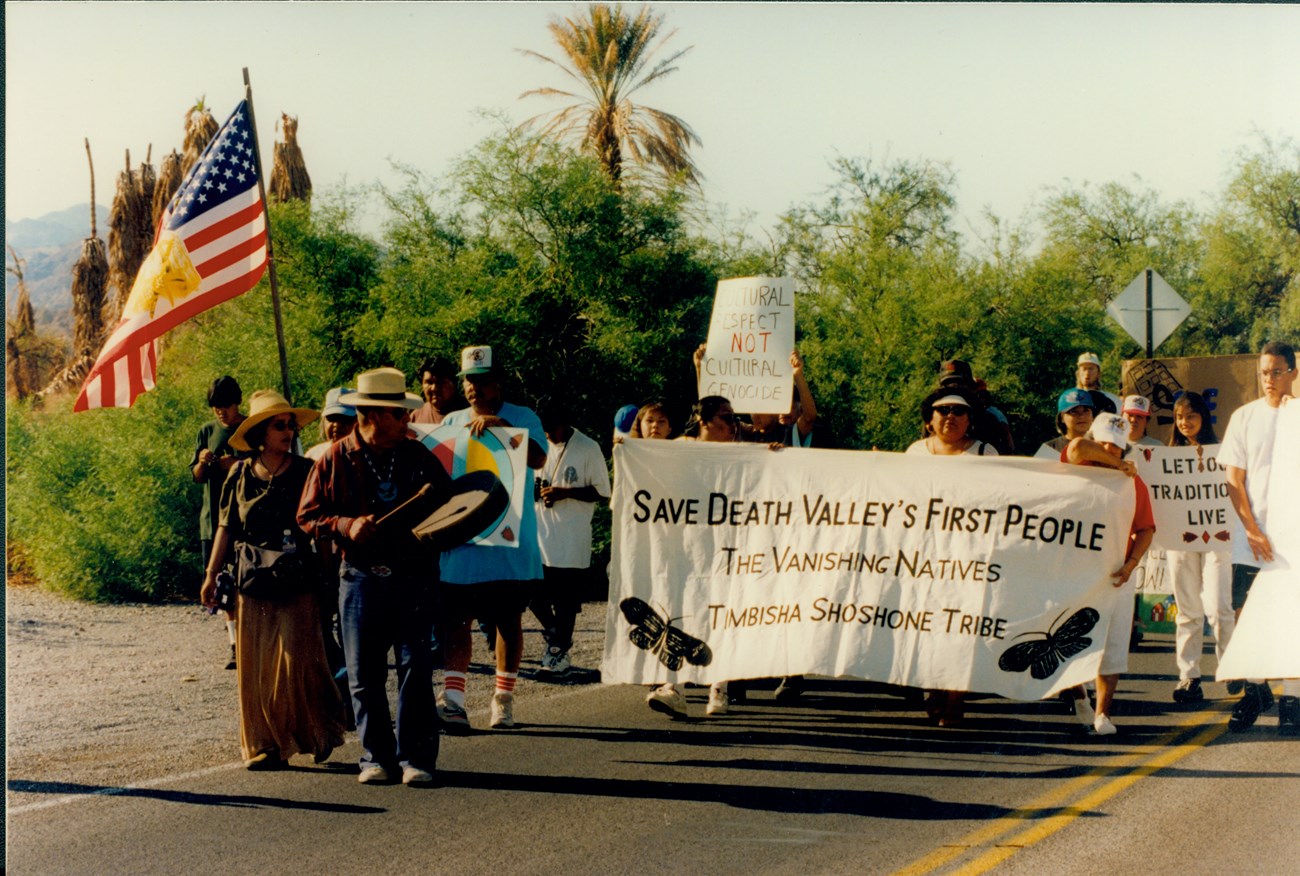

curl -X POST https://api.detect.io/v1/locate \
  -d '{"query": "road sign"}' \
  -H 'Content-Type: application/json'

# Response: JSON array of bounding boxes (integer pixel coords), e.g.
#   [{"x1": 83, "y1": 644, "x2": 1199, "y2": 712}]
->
[{"x1": 1107, "y1": 268, "x2": 1190, "y2": 356}]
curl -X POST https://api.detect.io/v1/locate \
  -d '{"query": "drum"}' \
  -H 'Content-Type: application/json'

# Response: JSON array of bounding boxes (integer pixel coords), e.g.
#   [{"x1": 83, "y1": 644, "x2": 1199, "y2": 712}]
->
[{"x1": 410, "y1": 470, "x2": 509, "y2": 550}]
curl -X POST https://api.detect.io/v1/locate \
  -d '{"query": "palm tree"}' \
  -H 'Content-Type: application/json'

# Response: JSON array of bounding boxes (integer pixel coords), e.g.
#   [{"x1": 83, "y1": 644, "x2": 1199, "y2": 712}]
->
[{"x1": 519, "y1": 3, "x2": 701, "y2": 188}]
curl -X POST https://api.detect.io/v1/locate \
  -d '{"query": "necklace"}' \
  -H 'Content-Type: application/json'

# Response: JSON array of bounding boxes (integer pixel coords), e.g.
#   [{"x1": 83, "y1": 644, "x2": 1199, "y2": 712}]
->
[
  {"x1": 257, "y1": 453, "x2": 290, "y2": 483},
  {"x1": 362, "y1": 446, "x2": 398, "y2": 502}
]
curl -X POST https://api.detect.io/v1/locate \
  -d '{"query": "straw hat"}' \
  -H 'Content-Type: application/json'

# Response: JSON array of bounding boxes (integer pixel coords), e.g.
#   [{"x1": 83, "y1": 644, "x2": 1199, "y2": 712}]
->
[
  {"x1": 229, "y1": 389, "x2": 320, "y2": 451},
  {"x1": 337, "y1": 367, "x2": 422, "y2": 410}
]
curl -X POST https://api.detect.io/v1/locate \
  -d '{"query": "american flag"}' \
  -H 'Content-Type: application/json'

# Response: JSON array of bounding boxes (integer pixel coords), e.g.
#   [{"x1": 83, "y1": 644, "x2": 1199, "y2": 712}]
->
[{"x1": 75, "y1": 99, "x2": 268, "y2": 411}]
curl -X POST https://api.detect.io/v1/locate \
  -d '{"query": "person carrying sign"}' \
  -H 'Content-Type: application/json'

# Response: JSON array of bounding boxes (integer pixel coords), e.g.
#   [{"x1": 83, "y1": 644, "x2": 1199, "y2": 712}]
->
[
  {"x1": 1219, "y1": 341, "x2": 1298, "y2": 734},
  {"x1": 1164, "y1": 391, "x2": 1235, "y2": 704},
  {"x1": 1061, "y1": 413, "x2": 1156, "y2": 736},
  {"x1": 437, "y1": 346, "x2": 548, "y2": 732}
]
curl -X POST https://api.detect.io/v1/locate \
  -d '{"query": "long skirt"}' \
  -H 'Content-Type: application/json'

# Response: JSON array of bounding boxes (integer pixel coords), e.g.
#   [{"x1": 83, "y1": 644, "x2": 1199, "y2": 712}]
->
[{"x1": 237, "y1": 591, "x2": 345, "y2": 762}]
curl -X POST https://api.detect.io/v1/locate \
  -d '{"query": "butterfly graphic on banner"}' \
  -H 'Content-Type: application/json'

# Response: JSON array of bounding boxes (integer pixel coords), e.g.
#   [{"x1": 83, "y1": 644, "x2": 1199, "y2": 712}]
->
[
  {"x1": 998, "y1": 607, "x2": 1100, "y2": 680},
  {"x1": 619, "y1": 597, "x2": 713, "y2": 671}
]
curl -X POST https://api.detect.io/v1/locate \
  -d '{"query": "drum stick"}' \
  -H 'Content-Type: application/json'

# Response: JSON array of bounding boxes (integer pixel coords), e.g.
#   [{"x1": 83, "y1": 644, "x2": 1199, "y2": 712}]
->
[{"x1": 374, "y1": 483, "x2": 433, "y2": 528}]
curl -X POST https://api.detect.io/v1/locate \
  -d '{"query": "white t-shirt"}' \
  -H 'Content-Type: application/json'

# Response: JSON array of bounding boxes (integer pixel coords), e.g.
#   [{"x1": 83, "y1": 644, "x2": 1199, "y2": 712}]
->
[
  {"x1": 1217, "y1": 398, "x2": 1279, "y2": 568},
  {"x1": 905, "y1": 438, "x2": 999, "y2": 456},
  {"x1": 536, "y1": 428, "x2": 611, "y2": 569}
]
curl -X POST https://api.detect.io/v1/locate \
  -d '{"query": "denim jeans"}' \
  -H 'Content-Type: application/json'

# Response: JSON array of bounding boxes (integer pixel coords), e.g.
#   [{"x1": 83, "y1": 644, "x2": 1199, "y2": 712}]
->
[{"x1": 339, "y1": 561, "x2": 438, "y2": 772}]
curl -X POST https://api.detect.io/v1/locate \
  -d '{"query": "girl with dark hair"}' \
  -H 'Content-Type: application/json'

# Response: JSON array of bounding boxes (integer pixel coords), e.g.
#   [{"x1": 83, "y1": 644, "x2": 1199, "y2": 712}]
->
[{"x1": 1164, "y1": 391, "x2": 1234, "y2": 704}]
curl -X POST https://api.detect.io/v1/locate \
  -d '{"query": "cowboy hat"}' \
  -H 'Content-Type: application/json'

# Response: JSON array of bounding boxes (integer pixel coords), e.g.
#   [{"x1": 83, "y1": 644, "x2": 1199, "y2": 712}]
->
[
  {"x1": 229, "y1": 389, "x2": 320, "y2": 451},
  {"x1": 337, "y1": 367, "x2": 422, "y2": 410}
]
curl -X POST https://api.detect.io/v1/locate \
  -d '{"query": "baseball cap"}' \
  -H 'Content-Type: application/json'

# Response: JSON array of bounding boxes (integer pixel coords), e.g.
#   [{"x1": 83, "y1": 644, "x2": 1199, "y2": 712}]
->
[
  {"x1": 321, "y1": 387, "x2": 356, "y2": 419},
  {"x1": 1057, "y1": 388, "x2": 1095, "y2": 413},
  {"x1": 1091, "y1": 413, "x2": 1129, "y2": 450},
  {"x1": 1122, "y1": 395, "x2": 1151, "y2": 417},
  {"x1": 1077, "y1": 352, "x2": 1102, "y2": 367},
  {"x1": 458, "y1": 345, "x2": 496, "y2": 377}
]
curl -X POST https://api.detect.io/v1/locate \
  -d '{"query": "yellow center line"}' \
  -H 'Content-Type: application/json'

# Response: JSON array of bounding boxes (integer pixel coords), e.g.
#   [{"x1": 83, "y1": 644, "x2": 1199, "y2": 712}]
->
[{"x1": 891, "y1": 702, "x2": 1229, "y2": 876}]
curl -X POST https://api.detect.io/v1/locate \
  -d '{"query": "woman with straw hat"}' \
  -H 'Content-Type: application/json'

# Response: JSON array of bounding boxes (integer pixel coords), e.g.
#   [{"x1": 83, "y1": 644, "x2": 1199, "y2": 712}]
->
[{"x1": 201, "y1": 389, "x2": 345, "y2": 770}]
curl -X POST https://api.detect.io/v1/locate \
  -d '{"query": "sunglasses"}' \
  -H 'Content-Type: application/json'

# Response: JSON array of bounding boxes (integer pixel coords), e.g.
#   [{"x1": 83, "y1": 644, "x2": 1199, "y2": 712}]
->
[
  {"x1": 1260, "y1": 368, "x2": 1295, "y2": 380},
  {"x1": 268, "y1": 419, "x2": 299, "y2": 432},
  {"x1": 933, "y1": 406, "x2": 969, "y2": 417}
]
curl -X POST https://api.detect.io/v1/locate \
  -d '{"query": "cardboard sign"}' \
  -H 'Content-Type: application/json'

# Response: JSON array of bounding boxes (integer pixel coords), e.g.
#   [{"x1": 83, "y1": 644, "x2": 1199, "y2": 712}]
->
[
  {"x1": 698, "y1": 276, "x2": 796, "y2": 414},
  {"x1": 1132, "y1": 445, "x2": 1234, "y2": 552},
  {"x1": 1122, "y1": 355, "x2": 1260, "y2": 445},
  {"x1": 603, "y1": 441, "x2": 1137, "y2": 701}
]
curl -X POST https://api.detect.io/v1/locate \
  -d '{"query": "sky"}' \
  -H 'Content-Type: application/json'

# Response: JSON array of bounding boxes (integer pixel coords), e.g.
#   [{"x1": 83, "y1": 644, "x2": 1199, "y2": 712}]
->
[{"x1": 5, "y1": 2, "x2": 1300, "y2": 245}]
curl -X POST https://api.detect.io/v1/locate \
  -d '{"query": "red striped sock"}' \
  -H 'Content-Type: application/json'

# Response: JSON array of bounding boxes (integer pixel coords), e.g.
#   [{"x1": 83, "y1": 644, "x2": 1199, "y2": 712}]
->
[
  {"x1": 496, "y1": 672, "x2": 518, "y2": 694},
  {"x1": 444, "y1": 672, "x2": 466, "y2": 708}
]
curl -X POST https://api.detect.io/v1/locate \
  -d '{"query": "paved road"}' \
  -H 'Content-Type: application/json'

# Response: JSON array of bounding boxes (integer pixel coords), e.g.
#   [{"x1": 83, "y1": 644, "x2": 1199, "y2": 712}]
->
[{"x1": 8, "y1": 633, "x2": 1298, "y2": 875}]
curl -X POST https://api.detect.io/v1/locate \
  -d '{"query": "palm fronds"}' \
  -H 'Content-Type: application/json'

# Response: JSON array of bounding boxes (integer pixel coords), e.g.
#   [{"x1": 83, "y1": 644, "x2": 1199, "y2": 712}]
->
[
  {"x1": 106, "y1": 149, "x2": 152, "y2": 324},
  {"x1": 182, "y1": 98, "x2": 219, "y2": 175},
  {"x1": 518, "y1": 3, "x2": 701, "y2": 188},
  {"x1": 153, "y1": 149, "x2": 182, "y2": 229}
]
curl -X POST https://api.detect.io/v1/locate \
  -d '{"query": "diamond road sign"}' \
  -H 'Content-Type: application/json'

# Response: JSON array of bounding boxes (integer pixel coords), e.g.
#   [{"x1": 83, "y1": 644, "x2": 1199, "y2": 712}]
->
[{"x1": 1106, "y1": 269, "x2": 1190, "y2": 353}]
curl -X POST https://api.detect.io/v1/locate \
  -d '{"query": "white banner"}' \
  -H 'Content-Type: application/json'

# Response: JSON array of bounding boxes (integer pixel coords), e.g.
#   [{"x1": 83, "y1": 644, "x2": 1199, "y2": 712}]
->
[
  {"x1": 1131, "y1": 445, "x2": 1234, "y2": 552},
  {"x1": 602, "y1": 442, "x2": 1137, "y2": 700},
  {"x1": 698, "y1": 276, "x2": 796, "y2": 414},
  {"x1": 1216, "y1": 402, "x2": 1300, "y2": 680}
]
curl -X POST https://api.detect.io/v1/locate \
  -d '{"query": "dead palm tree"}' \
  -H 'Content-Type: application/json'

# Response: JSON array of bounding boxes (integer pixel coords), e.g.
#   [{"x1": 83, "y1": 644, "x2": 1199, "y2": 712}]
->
[
  {"x1": 106, "y1": 149, "x2": 153, "y2": 324},
  {"x1": 269, "y1": 113, "x2": 312, "y2": 202},
  {"x1": 182, "y1": 98, "x2": 219, "y2": 176},
  {"x1": 518, "y1": 3, "x2": 701, "y2": 188},
  {"x1": 153, "y1": 148, "x2": 183, "y2": 229}
]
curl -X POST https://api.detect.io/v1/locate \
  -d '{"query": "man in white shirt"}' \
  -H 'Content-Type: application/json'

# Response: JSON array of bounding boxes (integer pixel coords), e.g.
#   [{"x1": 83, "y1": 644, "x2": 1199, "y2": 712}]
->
[
  {"x1": 532, "y1": 401, "x2": 611, "y2": 676},
  {"x1": 1076, "y1": 351, "x2": 1121, "y2": 414},
  {"x1": 1219, "y1": 341, "x2": 1297, "y2": 734}
]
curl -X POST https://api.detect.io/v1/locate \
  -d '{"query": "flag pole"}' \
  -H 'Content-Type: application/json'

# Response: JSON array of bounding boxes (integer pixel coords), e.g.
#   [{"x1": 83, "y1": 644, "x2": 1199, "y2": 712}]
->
[{"x1": 242, "y1": 67, "x2": 293, "y2": 403}]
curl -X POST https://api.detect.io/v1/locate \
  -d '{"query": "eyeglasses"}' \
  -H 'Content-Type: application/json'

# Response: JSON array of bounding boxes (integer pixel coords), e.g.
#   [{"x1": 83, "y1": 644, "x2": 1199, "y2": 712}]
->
[
  {"x1": 1260, "y1": 368, "x2": 1295, "y2": 380},
  {"x1": 268, "y1": 419, "x2": 299, "y2": 432},
  {"x1": 933, "y1": 406, "x2": 969, "y2": 417}
]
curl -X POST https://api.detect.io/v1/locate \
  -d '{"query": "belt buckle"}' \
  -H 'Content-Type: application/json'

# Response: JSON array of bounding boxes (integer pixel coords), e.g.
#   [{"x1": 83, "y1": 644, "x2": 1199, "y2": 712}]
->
[{"x1": 370, "y1": 565, "x2": 393, "y2": 578}]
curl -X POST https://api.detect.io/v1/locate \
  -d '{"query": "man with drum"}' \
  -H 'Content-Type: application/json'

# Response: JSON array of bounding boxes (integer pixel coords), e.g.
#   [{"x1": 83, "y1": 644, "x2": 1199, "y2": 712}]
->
[
  {"x1": 298, "y1": 367, "x2": 453, "y2": 785},
  {"x1": 437, "y1": 345, "x2": 548, "y2": 731}
]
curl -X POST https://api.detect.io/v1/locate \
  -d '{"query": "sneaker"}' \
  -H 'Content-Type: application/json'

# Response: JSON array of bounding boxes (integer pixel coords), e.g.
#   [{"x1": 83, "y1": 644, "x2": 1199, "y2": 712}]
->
[
  {"x1": 1073, "y1": 695, "x2": 1096, "y2": 728},
  {"x1": 490, "y1": 691, "x2": 515, "y2": 729},
  {"x1": 1278, "y1": 696, "x2": 1300, "y2": 737},
  {"x1": 1228, "y1": 684, "x2": 1264, "y2": 732},
  {"x1": 1225, "y1": 679, "x2": 1246, "y2": 696},
  {"x1": 1258, "y1": 683, "x2": 1275, "y2": 712},
  {"x1": 358, "y1": 764, "x2": 390, "y2": 784},
  {"x1": 437, "y1": 697, "x2": 472, "y2": 734},
  {"x1": 646, "y1": 684, "x2": 688, "y2": 719},
  {"x1": 402, "y1": 765, "x2": 435, "y2": 786},
  {"x1": 225, "y1": 644, "x2": 237, "y2": 671},
  {"x1": 1094, "y1": 713, "x2": 1118, "y2": 736},
  {"x1": 706, "y1": 683, "x2": 729, "y2": 716},
  {"x1": 1173, "y1": 677, "x2": 1204, "y2": 704},
  {"x1": 547, "y1": 648, "x2": 571, "y2": 676},
  {"x1": 774, "y1": 676, "x2": 804, "y2": 703}
]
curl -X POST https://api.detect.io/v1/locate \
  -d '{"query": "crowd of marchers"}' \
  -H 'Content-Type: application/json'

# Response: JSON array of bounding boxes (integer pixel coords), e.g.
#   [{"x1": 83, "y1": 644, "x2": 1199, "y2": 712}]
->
[{"x1": 189, "y1": 338, "x2": 1297, "y2": 784}]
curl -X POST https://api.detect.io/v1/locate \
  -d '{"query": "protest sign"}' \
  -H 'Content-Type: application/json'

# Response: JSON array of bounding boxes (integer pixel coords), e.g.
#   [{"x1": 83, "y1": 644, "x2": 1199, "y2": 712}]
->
[
  {"x1": 602, "y1": 442, "x2": 1136, "y2": 700},
  {"x1": 1122, "y1": 355, "x2": 1259, "y2": 445},
  {"x1": 1131, "y1": 445, "x2": 1234, "y2": 552},
  {"x1": 698, "y1": 276, "x2": 796, "y2": 414},
  {"x1": 1216, "y1": 402, "x2": 1300, "y2": 680},
  {"x1": 409, "y1": 423, "x2": 528, "y2": 548}
]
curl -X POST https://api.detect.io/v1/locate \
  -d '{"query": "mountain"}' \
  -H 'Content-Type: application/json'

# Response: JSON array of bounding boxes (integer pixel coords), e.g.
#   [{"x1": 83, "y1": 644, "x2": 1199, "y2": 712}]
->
[{"x1": 5, "y1": 203, "x2": 109, "y2": 337}]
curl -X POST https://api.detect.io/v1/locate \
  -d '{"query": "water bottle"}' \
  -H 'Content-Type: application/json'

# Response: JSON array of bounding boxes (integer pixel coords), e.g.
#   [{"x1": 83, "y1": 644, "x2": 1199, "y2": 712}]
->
[{"x1": 281, "y1": 529, "x2": 297, "y2": 553}]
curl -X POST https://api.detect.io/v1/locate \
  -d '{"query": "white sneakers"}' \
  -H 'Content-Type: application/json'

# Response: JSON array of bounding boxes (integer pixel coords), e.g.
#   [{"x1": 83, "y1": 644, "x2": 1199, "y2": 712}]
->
[
  {"x1": 646, "y1": 684, "x2": 688, "y2": 719},
  {"x1": 706, "y1": 682, "x2": 730, "y2": 716},
  {"x1": 402, "y1": 765, "x2": 434, "y2": 785},
  {"x1": 357, "y1": 764, "x2": 390, "y2": 785},
  {"x1": 1093, "y1": 714, "x2": 1118, "y2": 736},
  {"x1": 490, "y1": 691, "x2": 515, "y2": 729}
]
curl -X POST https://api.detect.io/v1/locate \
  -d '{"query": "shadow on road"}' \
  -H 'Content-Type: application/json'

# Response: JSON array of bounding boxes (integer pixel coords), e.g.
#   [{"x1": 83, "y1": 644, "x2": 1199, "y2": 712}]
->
[
  {"x1": 435, "y1": 768, "x2": 1097, "y2": 820},
  {"x1": 7, "y1": 780, "x2": 387, "y2": 814}
]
